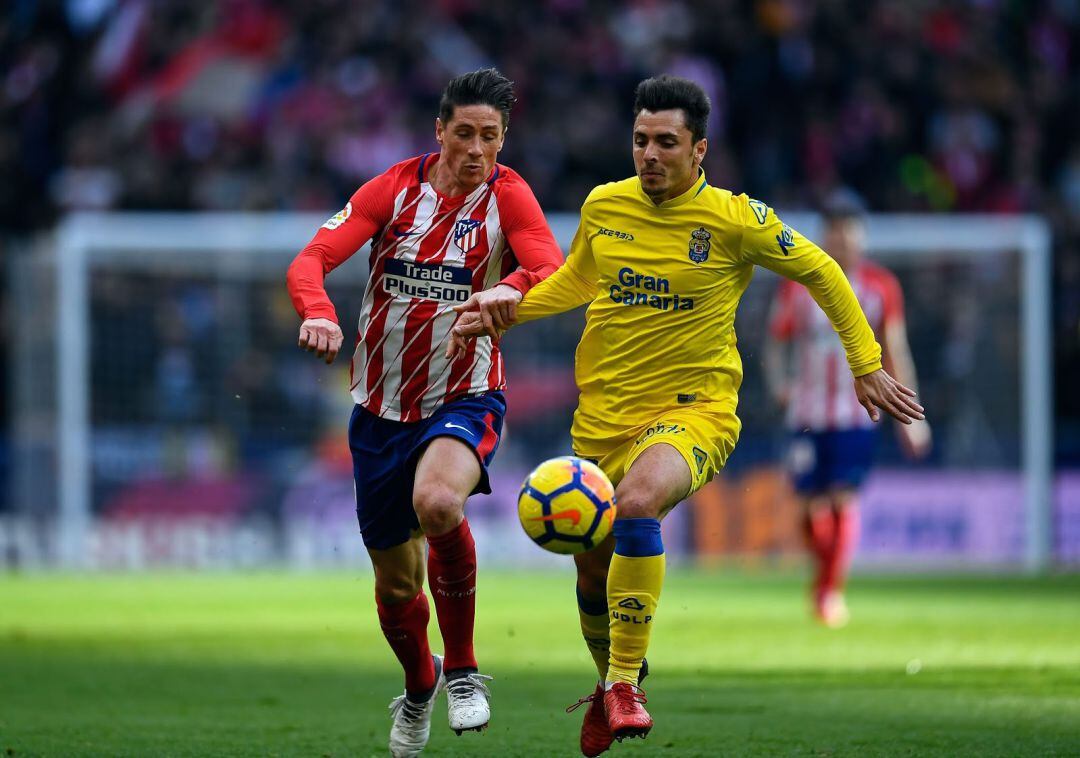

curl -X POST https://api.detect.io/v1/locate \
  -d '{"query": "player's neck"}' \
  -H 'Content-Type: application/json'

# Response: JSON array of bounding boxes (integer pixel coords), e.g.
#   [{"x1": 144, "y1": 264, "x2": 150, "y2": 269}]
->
[{"x1": 427, "y1": 156, "x2": 484, "y2": 198}]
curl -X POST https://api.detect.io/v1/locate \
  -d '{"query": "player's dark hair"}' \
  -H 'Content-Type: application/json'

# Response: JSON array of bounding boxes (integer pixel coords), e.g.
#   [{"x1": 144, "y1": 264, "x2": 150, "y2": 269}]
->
[
  {"x1": 821, "y1": 188, "x2": 868, "y2": 225},
  {"x1": 633, "y1": 75, "x2": 711, "y2": 143},
  {"x1": 439, "y1": 68, "x2": 516, "y2": 130}
]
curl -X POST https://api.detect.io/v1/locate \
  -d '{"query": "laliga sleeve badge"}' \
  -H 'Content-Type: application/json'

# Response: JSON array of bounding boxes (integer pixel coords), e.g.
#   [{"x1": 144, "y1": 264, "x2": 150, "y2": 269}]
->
[
  {"x1": 321, "y1": 202, "x2": 352, "y2": 230},
  {"x1": 688, "y1": 226, "x2": 711, "y2": 264}
]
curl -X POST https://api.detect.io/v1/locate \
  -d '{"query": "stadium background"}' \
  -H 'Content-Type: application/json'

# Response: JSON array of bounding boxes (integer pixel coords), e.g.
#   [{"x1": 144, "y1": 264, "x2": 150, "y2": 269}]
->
[
  {"x1": 2, "y1": 0, "x2": 1077, "y2": 569},
  {"x1": 2, "y1": 3, "x2": 1079, "y2": 757}
]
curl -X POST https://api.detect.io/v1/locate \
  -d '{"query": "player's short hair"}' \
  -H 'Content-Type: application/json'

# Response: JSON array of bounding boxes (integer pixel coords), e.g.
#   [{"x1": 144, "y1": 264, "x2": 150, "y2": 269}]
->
[
  {"x1": 821, "y1": 188, "x2": 868, "y2": 225},
  {"x1": 633, "y1": 75, "x2": 711, "y2": 143},
  {"x1": 439, "y1": 68, "x2": 516, "y2": 130}
]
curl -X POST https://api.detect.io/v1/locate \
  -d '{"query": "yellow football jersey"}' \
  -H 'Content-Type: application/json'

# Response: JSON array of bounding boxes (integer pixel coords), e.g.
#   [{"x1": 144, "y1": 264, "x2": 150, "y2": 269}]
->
[{"x1": 516, "y1": 171, "x2": 882, "y2": 450}]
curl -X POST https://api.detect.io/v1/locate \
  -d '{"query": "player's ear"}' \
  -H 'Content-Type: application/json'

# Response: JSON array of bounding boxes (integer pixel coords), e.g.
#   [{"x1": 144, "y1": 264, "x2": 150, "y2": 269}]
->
[
  {"x1": 693, "y1": 137, "x2": 707, "y2": 168},
  {"x1": 435, "y1": 117, "x2": 444, "y2": 145}
]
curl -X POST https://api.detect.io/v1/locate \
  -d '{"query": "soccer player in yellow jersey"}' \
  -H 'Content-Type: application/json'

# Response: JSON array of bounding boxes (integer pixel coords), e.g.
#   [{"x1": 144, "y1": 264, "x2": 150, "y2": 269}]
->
[{"x1": 448, "y1": 75, "x2": 924, "y2": 754}]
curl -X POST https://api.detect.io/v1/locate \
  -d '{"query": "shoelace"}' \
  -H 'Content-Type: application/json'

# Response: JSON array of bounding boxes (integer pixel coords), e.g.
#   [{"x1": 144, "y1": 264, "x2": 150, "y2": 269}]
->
[
  {"x1": 388, "y1": 694, "x2": 428, "y2": 724},
  {"x1": 565, "y1": 692, "x2": 599, "y2": 714},
  {"x1": 609, "y1": 684, "x2": 648, "y2": 716},
  {"x1": 446, "y1": 673, "x2": 493, "y2": 702}
]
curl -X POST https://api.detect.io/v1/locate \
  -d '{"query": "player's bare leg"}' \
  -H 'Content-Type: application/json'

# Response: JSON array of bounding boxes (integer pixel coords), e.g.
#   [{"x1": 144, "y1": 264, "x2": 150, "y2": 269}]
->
[
  {"x1": 603, "y1": 443, "x2": 691, "y2": 742},
  {"x1": 369, "y1": 537, "x2": 445, "y2": 757},
  {"x1": 413, "y1": 437, "x2": 492, "y2": 734}
]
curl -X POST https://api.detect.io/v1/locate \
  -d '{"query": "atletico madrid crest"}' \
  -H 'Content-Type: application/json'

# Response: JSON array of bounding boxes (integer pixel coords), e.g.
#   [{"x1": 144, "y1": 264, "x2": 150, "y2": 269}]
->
[{"x1": 453, "y1": 219, "x2": 483, "y2": 253}]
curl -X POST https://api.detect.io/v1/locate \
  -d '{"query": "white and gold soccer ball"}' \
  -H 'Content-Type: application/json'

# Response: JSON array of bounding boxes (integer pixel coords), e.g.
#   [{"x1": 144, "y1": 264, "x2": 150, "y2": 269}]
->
[{"x1": 517, "y1": 457, "x2": 616, "y2": 555}]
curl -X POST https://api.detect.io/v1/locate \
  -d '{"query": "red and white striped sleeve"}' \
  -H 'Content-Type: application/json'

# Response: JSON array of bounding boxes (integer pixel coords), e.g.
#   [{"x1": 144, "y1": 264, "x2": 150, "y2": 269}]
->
[
  {"x1": 491, "y1": 170, "x2": 563, "y2": 296},
  {"x1": 872, "y1": 264, "x2": 906, "y2": 328},
  {"x1": 286, "y1": 170, "x2": 397, "y2": 324},
  {"x1": 769, "y1": 279, "x2": 802, "y2": 341}
]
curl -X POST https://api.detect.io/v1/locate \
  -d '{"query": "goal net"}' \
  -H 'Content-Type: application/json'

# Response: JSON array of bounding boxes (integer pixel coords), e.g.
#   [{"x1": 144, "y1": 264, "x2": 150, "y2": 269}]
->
[{"x1": 3, "y1": 211, "x2": 1060, "y2": 570}]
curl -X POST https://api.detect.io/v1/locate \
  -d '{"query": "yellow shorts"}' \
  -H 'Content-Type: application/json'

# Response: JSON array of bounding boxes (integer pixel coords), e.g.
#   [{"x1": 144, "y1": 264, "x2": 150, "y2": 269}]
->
[{"x1": 573, "y1": 402, "x2": 741, "y2": 496}]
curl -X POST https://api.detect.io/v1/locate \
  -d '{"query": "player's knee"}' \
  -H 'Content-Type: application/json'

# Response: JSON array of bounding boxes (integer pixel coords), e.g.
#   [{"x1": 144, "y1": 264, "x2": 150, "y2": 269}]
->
[
  {"x1": 612, "y1": 490, "x2": 662, "y2": 520},
  {"x1": 374, "y1": 570, "x2": 423, "y2": 605},
  {"x1": 413, "y1": 484, "x2": 465, "y2": 535}
]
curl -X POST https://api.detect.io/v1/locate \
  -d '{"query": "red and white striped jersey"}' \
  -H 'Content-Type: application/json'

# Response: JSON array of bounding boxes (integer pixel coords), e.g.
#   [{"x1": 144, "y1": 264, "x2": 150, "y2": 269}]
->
[
  {"x1": 770, "y1": 261, "x2": 904, "y2": 431},
  {"x1": 287, "y1": 154, "x2": 562, "y2": 422}
]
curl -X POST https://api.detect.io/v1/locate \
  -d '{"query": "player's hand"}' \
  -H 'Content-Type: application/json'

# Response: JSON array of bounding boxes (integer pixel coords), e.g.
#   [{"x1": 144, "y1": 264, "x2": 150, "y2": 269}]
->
[
  {"x1": 853, "y1": 369, "x2": 925, "y2": 424},
  {"x1": 898, "y1": 419, "x2": 933, "y2": 459},
  {"x1": 444, "y1": 311, "x2": 495, "y2": 359},
  {"x1": 453, "y1": 284, "x2": 522, "y2": 339},
  {"x1": 298, "y1": 317, "x2": 344, "y2": 365}
]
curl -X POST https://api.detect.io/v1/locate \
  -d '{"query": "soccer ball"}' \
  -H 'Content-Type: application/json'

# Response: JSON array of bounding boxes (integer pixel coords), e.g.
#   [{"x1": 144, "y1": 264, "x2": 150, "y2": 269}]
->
[{"x1": 517, "y1": 456, "x2": 616, "y2": 554}]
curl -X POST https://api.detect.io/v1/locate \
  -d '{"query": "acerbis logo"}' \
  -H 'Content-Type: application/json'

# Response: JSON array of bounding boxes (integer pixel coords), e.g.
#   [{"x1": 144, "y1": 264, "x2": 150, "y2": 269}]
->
[
  {"x1": 693, "y1": 446, "x2": 708, "y2": 475},
  {"x1": 612, "y1": 596, "x2": 652, "y2": 624},
  {"x1": 748, "y1": 198, "x2": 769, "y2": 225},
  {"x1": 597, "y1": 226, "x2": 635, "y2": 241}
]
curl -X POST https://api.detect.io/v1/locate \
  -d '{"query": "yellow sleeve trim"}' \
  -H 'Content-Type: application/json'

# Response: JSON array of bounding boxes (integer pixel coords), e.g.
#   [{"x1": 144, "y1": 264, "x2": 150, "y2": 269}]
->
[{"x1": 851, "y1": 360, "x2": 883, "y2": 378}]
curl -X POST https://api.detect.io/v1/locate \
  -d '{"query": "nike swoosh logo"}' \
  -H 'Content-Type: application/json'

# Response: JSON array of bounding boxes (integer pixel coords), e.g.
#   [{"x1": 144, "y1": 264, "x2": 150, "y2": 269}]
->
[
  {"x1": 393, "y1": 229, "x2": 417, "y2": 237},
  {"x1": 436, "y1": 568, "x2": 477, "y2": 585},
  {"x1": 444, "y1": 422, "x2": 471, "y2": 433},
  {"x1": 530, "y1": 510, "x2": 581, "y2": 526}
]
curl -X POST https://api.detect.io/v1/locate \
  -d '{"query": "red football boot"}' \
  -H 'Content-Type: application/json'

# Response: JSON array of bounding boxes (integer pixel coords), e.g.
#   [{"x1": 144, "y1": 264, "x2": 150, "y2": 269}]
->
[
  {"x1": 566, "y1": 659, "x2": 649, "y2": 756},
  {"x1": 603, "y1": 682, "x2": 652, "y2": 741},
  {"x1": 566, "y1": 683, "x2": 612, "y2": 756}
]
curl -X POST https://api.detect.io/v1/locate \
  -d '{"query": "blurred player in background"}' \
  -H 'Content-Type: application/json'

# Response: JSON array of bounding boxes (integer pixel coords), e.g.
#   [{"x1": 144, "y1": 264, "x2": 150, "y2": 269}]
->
[
  {"x1": 764, "y1": 195, "x2": 932, "y2": 628},
  {"x1": 286, "y1": 68, "x2": 561, "y2": 756},
  {"x1": 449, "y1": 75, "x2": 924, "y2": 754}
]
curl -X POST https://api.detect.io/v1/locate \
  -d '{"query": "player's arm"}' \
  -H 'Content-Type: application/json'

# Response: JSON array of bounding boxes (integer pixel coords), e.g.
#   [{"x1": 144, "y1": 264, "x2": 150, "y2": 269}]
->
[
  {"x1": 516, "y1": 218, "x2": 598, "y2": 322},
  {"x1": 738, "y1": 197, "x2": 924, "y2": 424},
  {"x1": 877, "y1": 273, "x2": 932, "y2": 456},
  {"x1": 763, "y1": 281, "x2": 798, "y2": 409},
  {"x1": 446, "y1": 206, "x2": 598, "y2": 358},
  {"x1": 286, "y1": 173, "x2": 392, "y2": 363},
  {"x1": 451, "y1": 175, "x2": 564, "y2": 338}
]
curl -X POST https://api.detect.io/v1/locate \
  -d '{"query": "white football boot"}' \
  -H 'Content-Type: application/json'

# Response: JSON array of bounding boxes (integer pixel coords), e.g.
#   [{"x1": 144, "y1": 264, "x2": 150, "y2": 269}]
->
[
  {"x1": 388, "y1": 654, "x2": 445, "y2": 758},
  {"x1": 445, "y1": 671, "x2": 493, "y2": 734}
]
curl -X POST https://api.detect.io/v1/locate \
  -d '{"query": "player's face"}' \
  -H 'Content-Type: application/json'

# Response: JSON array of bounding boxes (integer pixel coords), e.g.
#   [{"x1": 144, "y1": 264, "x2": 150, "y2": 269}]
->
[
  {"x1": 633, "y1": 109, "x2": 707, "y2": 203},
  {"x1": 435, "y1": 105, "x2": 506, "y2": 193},
  {"x1": 824, "y1": 218, "x2": 865, "y2": 270}
]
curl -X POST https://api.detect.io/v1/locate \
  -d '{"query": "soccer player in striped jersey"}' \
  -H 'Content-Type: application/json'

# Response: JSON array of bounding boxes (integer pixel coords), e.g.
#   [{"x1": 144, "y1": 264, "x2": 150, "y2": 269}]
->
[
  {"x1": 286, "y1": 68, "x2": 561, "y2": 757},
  {"x1": 764, "y1": 195, "x2": 931, "y2": 627},
  {"x1": 449, "y1": 76, "x2": 924, "y2": 753}
]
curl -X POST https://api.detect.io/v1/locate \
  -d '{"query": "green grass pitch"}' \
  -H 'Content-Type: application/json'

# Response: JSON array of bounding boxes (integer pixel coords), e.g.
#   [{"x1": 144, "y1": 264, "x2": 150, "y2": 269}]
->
[{"x1": 2, "y1": 570, "x2": 1079, "y2": 756}]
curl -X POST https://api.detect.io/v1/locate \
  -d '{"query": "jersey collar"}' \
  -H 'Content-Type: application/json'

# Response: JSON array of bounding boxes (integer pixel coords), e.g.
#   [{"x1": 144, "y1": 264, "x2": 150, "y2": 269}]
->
[{"x1": 636, "y1": 169, "x2": 708, "y2": 209}]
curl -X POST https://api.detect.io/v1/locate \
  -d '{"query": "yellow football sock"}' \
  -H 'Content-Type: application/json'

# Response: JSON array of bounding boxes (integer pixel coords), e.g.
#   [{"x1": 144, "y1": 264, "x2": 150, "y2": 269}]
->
[
  {"x1": 576, "y1": 587, "x2": 610, "y2": 680},
  {"x1": 606, "y1": 518, "x2": 665, "y2": 686}
]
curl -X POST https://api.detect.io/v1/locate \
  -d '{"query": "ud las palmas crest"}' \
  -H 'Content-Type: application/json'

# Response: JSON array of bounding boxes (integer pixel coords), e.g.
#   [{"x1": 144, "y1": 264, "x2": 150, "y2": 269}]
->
[
  {"x1": 453, "y1": 218, "x2": 483, "y2": 253},
  {"x1": 688, "y1": 226, "x2": 711, "y2": 264}
]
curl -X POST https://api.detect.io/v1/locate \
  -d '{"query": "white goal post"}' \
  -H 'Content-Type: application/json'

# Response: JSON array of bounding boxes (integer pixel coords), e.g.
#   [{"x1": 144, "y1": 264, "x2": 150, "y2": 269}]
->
[{"x1": 47, "y1": 211, "x2": 1052, "y2": 570}]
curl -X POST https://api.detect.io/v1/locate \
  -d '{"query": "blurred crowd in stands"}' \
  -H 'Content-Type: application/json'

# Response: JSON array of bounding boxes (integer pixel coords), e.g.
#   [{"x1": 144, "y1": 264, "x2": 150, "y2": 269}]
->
[{"x1": 1, "y1": 0, "x2": 1078, "y2": 516}]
